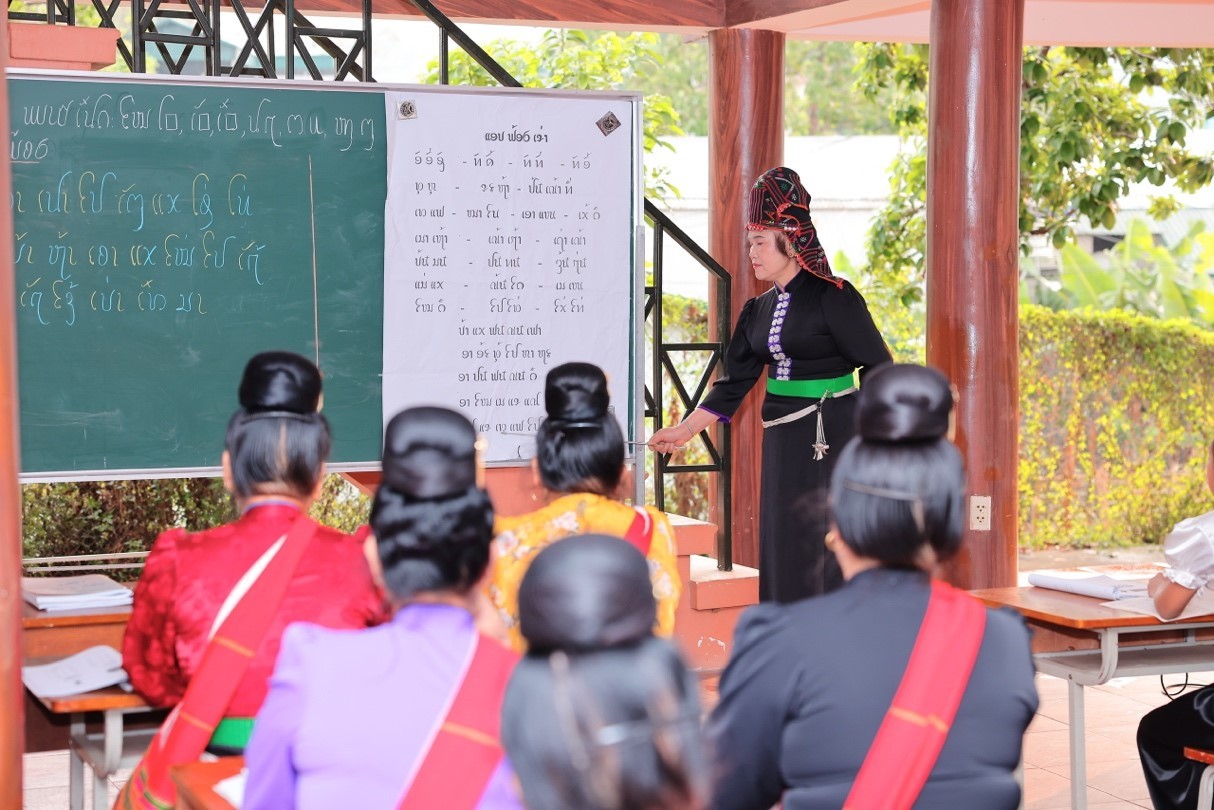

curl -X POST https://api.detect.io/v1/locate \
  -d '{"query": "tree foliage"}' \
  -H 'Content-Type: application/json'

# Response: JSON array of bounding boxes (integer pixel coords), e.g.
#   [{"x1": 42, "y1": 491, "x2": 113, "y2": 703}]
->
[
  {"x1": 422, "y1": 30, "x2": 683, "y2": 200},
  {"x1": 859, "y1": 44, "x2": 1214, "y2": 281},
  {"x1": 784, "y1": 41, "x2": 896, "y2": 136},
  {"x1": 1022, "y1": 218, "x2": 1214, "y2": 327},
  {"x1": 638, "y1": 35, "x2": 894, "y2": 137},
  {"x1": 641, "y1": 36, "x2": 710, "y2": 137}
]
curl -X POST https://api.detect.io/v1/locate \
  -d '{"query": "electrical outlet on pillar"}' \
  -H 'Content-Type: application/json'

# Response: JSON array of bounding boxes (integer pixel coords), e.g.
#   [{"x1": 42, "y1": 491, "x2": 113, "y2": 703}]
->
[{"x1": 969, "y1": 495, "x2": 992, "y2": 532}]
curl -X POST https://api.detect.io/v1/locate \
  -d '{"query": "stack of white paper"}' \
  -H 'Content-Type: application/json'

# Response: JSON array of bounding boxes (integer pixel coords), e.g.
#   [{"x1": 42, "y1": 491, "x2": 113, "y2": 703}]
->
[
  {"x1": 1026, "y1": 564, "x2": 1165, "y2": 600},
  {"x1": 22, "y1": 645, "x2": 129, "y2": 699},
  {"x1": 21, "y1": 574, "x2": 133, "y2": 611}
]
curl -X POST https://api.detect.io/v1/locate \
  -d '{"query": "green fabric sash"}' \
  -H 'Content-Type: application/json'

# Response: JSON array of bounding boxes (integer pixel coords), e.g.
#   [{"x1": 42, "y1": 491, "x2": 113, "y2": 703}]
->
[
  {"x1": 765, "y1": 372, "x2": 856, "y2": 398},
  {"x1": 209, "y1": 716, "x2": 255, "y2": 750}
]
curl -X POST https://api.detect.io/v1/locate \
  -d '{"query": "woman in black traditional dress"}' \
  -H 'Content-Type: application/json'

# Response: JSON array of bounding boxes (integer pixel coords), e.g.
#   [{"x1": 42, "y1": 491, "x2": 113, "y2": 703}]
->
[{"x1": 648, "y1": 166, "x2": 890, "y2": 602}]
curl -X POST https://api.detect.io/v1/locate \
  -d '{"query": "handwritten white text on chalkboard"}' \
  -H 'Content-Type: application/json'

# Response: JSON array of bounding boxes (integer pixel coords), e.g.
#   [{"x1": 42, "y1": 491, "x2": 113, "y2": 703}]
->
[{"x1": 14, "y1": 94, "x2": 376, "y2": 162}]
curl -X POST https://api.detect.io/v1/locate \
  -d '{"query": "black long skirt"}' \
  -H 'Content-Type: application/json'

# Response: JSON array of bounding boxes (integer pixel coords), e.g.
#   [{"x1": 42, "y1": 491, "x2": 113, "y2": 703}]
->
[
  {"x1": 757, "y1": 391, "x2": 857, "y2": 603},
  {"x1": 1138, "y1": 685, "x2": 1214, "y2": 810}
]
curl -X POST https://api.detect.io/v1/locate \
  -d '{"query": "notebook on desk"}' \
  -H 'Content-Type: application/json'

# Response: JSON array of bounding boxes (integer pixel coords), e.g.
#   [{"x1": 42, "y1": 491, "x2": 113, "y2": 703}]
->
[
  {"x1": 21, "y1": 574, "x2": 133, "y2": 611},
  {"x1": 1026, "y1": 563, "x2": 1165, "y2": 601}
]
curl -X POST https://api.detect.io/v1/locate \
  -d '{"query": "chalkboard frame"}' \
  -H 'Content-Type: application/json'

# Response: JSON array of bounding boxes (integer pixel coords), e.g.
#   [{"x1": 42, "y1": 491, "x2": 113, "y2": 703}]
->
[{"x1": 9, "y1": 70, "x2": 645, "y2": 483}]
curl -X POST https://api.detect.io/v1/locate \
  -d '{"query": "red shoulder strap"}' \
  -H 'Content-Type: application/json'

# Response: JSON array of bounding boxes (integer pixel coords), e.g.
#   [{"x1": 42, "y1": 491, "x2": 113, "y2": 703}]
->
[
  {"x1": 623, "y1": 507, "x2": 654, "y2": 556},
  {"x1": 124, "y1": 515, "x2": 317, "y2": 807},
  {"x1": 398, "y1": 633, "x2": 520, "y2": 810},
  {"x1": 843, "y1": 580, "x2": 987, "y2": 810}
]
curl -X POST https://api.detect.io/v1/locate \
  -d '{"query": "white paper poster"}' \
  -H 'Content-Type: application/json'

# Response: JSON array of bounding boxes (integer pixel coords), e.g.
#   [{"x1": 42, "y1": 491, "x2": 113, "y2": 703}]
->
[{"x1": 382, "y1": 89, "x2": 637, "y2": 463}]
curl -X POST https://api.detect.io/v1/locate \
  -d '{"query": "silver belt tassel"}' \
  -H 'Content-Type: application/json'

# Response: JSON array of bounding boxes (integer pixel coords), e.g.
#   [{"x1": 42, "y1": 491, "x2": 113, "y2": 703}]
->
[{"x1": 760, "y1": 386, "x2": 856, "y2": 462}]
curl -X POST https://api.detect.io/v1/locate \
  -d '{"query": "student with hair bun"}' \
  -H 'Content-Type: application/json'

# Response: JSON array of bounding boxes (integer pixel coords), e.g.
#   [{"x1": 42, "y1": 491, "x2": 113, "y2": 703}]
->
[
  {"x1": 490, "y1": 362, "x2": 681, "y2": 651},
  {"x1": 708, "y1": 364, "x2": 1038, "y2": 810},
  {"x1": 119, "y1": 351, "x2": 384, "y2": 809},
  {"x1": 503, "y1": 534, "x2": 707, "y2": 810},
  {"x1": 242, "y1": 406, "x2": 522, "y2": 810}
]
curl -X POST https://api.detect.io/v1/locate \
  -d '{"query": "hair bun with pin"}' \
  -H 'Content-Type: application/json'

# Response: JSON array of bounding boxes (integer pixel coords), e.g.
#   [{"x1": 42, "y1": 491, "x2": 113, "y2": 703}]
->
[
  {"x1": 545, "y1": 362, "x2": 609, "y2": 425},
  {"x1": 371, "y1": 406, "x2": 492, "y2": 600},
  {"x1": 856, "y1": 363, "x2": 952, "y2": 443},
  {"x1": 380, "y1": 406, "x2": 477, "y2": 501},
  {"x1": 238, "y1": 351, "x2": 322, "y2": 415}
]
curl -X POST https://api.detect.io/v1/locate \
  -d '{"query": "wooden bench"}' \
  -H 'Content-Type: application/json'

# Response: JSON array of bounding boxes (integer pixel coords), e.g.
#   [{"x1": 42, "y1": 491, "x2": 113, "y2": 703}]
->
[{"x1": 1185, "y1": 747, "x2": 1214, "y2": 809}]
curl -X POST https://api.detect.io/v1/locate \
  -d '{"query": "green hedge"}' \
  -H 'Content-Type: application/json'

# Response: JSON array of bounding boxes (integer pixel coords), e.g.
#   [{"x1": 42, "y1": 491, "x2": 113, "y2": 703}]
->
[
  {"x1": 1020, "y1": 305, "x2": 1214, "y2": 548},
  {"x1": 22, "y1": 474, "x2": 370, "y2": 573}
]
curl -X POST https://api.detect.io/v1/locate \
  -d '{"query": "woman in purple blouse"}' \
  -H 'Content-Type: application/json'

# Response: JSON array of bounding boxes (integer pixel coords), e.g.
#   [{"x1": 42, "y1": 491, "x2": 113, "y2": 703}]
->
[{"x1": 242, "y1": 407, "x2": 521, "y2": 810}]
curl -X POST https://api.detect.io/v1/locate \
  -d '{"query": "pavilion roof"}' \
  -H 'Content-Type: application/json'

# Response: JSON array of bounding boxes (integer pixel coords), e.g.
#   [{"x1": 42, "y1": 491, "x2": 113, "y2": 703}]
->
[{"x1": 312, "y1": 0, "x2": 1214, "y2": 47}]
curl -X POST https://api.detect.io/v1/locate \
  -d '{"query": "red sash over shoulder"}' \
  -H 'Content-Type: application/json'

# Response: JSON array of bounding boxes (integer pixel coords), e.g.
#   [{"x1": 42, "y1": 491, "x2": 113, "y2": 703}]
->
[
  {"x1": 843, "y1": 580, "x2": 986, "y2": 810},
  {"x1": 622, "y1": 507, "x2": 654, "y2": 556},
  {"x1": 117, "y1": 515, "x2": 316, "y2": 810},
  {"x1": 397, "y1": 633, "x2": 520, "y2": 810}
]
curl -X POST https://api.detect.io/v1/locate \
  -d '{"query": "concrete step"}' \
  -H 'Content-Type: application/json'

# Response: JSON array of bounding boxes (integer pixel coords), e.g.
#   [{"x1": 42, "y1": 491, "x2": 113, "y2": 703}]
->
[
  {"x1": 667, "y1": 513, "x2": 716, "y2": 557},
  {"x1": 689, "y1": 555, "x2": 759, "y2": 610},
  {"x1": 666, "y1": 514, "x2": 759, "y2": 671}
]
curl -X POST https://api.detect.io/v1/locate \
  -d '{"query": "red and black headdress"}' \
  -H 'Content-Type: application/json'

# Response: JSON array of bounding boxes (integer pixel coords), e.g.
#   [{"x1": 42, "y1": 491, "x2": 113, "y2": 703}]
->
[{"x1": 746, "y1": 166, "x2": 840, "y2": 288}]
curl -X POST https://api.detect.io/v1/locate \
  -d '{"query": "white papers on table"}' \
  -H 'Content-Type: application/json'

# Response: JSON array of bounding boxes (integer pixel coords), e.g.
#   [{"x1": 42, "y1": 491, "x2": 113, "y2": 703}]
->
[
  {"x1": 1102, "y1": 589, "x2": 1214, "y2": 623},
  {"x1": 21, "y1": 574, "x2": 133, "y2": 611},
  {"x1": 214, "y1": 771, "x2": 246, "y2": 808},
  {"x1": 1026, "y1": 564, "x2": 1165, "y2": 601},
  {"x1": 22, "y1": 645, "x2": 128, "y2": 699}
]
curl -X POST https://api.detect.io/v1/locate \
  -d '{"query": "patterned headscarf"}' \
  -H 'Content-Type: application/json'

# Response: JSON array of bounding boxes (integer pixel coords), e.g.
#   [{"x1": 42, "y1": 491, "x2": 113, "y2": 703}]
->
[{"x1": 746, "y1": 166, "x2": 840, "y2": 288}]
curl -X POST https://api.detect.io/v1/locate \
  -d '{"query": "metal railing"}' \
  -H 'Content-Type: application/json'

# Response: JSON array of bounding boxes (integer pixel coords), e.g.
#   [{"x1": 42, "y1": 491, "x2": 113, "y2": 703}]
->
[
  {"x1": 8, "y1": 0, "x2": 371, "y2": 79},
  {"x1": 22, "y1": 551, "x2": 148, "y2": 574}
]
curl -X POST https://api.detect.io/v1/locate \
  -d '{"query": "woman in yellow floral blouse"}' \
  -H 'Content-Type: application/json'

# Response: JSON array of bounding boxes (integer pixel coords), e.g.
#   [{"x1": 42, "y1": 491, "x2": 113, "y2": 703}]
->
[{"x1": 490, "y1": 362, "x2": 681, "y2": 651}]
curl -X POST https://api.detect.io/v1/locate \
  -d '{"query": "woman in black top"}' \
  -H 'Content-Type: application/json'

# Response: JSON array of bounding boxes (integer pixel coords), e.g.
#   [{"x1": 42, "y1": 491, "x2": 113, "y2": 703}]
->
[
  {"x1": 707, "y1": 364, "x2": 1038, "y2": 810},
  {"x1": 649, "y1": 166, "x2": 890, "y2": 602}
]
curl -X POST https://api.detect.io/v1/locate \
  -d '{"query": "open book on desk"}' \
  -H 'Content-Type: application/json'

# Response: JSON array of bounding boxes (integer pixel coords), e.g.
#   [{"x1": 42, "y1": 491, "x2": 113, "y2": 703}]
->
[{"x1": 1026, "y1": 563, "x2": 1166, "y2": 601}]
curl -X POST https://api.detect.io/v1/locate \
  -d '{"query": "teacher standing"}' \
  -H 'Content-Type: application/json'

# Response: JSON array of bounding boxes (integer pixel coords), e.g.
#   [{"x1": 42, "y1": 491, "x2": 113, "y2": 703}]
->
[{"x1": 648, "y1": 167, "x2": 890, "y2": 603}]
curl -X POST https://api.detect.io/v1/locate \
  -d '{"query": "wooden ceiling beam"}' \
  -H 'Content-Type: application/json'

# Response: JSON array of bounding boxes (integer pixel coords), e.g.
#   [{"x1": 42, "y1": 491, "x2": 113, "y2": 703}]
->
[
  {"x1": 724, "y1": 0, "x2": 922, "y2": 31},
  {"x1": 347, "y1": 0, "x2": 725, "y2": 31}
]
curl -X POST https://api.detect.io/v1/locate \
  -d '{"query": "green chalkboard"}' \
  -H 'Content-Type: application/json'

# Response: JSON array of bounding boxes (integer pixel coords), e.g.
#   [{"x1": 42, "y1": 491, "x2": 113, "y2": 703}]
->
[{"x1": 9, "y1": 74, "x2": 386, "y2": 477}]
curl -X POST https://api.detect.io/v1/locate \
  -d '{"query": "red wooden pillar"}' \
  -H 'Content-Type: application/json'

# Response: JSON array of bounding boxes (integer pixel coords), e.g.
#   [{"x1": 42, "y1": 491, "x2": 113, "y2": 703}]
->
[
  {"x1": 0, "y1": 21, "x2": 26, "y2": 807},
  {"x1": 708, "y1": 27, "x2": 784, "y2": 569},
  {"x1": 925, "y1": 0, "x2": 1025, "y2": 589}
]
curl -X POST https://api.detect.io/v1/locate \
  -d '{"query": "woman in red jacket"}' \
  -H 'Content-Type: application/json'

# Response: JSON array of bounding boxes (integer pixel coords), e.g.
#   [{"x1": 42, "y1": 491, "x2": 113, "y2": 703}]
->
[{"x1": 119, "y1": 350, "x2": 384, "y2": 808}]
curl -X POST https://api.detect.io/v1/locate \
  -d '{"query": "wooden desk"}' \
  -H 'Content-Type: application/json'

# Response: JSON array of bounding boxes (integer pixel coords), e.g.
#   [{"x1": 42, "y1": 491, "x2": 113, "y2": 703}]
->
[
  {"x1": 27, "y1": 661, "x2": 154, "y2": 810},
  {"x1": 172, "y1": 757, "x2": 244, "y2": 810},
  {"x1": 973, "y1": 585, "x2": 1214, "y2": 810},
  {"x1": 22, "y1": 600, "x2": 132, "y2": 659},
  {"x1": 22, "y1": 601, "x2": 134, "y2": 752}
]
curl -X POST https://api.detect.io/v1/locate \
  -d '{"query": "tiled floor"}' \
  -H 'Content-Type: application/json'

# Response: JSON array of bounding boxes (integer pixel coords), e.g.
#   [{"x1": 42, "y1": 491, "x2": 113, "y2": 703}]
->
[
  {"x1": 1023, "y1": 672, "x2": 1176, "y2": 809},
  {"x1": 22, "y1": 751, "x2": 129, "y2": 809},
  {"x1": 21, "y1": 671, "x2": 1193, "y2": 809}
]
